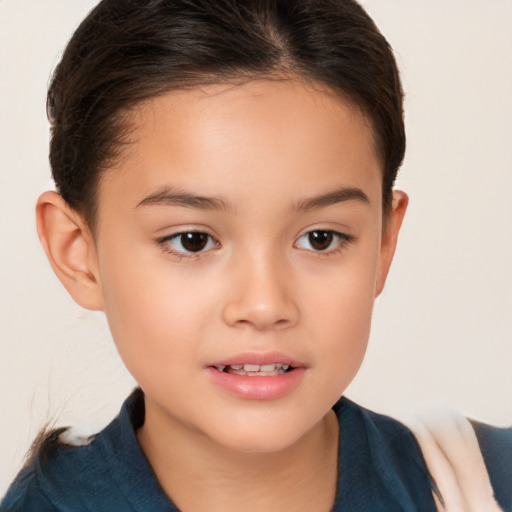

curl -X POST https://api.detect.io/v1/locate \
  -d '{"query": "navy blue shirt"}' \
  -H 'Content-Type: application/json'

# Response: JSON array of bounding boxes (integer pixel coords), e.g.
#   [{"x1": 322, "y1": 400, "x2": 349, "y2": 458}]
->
[{"x1": 0, "y1": 389, "x2": 452, "y2": 511}]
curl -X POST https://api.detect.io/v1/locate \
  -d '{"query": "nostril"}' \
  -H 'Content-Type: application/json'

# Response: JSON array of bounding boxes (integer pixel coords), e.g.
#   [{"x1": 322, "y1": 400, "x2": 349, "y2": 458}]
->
[
  {"x1": 221, "y1": 287, "x2": 299, "y2": 331},
  {"x1": 233, "y1": 317, "x2": 292, "y2": 331}
]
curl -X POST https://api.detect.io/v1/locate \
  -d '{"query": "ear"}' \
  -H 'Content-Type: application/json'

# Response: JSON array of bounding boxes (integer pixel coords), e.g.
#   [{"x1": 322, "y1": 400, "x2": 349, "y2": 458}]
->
[
  {"x1": 36, "y1": 191, "x2": 103, "y2": 310},
  {"x1": 375, "y1": 190, "x2": 408, "y2": 297}
]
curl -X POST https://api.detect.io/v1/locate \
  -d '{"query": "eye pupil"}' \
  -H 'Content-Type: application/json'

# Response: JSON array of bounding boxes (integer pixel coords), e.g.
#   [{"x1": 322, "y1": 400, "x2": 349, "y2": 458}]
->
[
  {"x1": 309, "y1": 230, "x2": 333, "y2": 251},
  {"x1": 181, "y1": 232, "x2": 208, "y2": 252}
]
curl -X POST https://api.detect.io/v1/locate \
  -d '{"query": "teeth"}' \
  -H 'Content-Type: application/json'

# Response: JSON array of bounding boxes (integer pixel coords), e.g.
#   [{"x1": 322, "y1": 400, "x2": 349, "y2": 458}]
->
[{"x1": 215, "y1": 363, "x2": 293, "y2": 374}]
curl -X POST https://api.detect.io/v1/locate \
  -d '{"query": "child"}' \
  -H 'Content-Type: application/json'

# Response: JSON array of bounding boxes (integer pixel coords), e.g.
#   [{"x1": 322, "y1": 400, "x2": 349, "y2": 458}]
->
[{"x1": 1, "y1": 0, "x2": 510, "y2": 511}]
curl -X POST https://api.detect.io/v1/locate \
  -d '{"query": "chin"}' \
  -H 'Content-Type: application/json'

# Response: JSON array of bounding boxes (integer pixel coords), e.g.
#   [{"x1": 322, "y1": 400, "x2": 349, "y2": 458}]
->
[{"x1": 205, "y1": 416, "x2": 318, "y2": 455}]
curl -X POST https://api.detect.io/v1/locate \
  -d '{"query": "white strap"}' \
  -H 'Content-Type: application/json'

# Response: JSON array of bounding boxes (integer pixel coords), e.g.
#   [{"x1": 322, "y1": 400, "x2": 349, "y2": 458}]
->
[{"x1": 411, "y1": 413, "x2": 503, "y2": 512}]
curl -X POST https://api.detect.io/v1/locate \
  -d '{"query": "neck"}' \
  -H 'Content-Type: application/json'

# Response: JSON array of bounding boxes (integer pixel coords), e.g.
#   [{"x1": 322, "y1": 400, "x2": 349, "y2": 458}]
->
[{"x1": 137, "y1": 403, "x2": 340, "y2": 512}]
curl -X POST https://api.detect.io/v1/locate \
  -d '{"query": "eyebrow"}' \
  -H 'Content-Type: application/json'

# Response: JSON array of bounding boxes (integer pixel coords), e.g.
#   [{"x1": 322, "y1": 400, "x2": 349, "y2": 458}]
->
[
  {"x1": 136, "y1": 187, "x2": 233, "y2": 212},
  {"x1": 136, "y1": 185, "x2": 370, "y2": 213},
  {"x1": 293, "y1": 186, "x2": 370, "y2": 211}
]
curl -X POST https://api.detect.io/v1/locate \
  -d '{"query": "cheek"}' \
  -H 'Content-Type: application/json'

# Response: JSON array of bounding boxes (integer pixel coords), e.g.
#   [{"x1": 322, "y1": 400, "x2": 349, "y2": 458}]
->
[
  {"x1": 96, "y1": 247, "x2": 217, "y2": 378},
  {"x1": 305, "y1": 242, "x2": 380, "y2": 328},
  {"x1": 312, "y1": 288, "x2": 373, "y2": 407},
  {"x1": 305, "y1": 243, "x2": 380, "y2": 385},
  {"x1": 319, "y1": 282, "x2": 373, "y2": 373}
]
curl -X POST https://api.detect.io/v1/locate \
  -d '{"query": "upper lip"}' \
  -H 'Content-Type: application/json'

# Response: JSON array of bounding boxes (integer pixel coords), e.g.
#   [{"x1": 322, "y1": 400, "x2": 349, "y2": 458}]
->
[{"x1": 207, "y1": 351, "x2": 305, "y2": 368}]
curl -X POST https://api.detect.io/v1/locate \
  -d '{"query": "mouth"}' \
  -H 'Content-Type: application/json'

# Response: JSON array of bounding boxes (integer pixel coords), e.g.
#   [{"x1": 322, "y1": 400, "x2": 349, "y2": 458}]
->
[
  {"x1": 212, "y1": 363, "x2": 293, "y2": 377},
  {"x1": 206, "y1": 356, "x2": 306, "y2": 400}
]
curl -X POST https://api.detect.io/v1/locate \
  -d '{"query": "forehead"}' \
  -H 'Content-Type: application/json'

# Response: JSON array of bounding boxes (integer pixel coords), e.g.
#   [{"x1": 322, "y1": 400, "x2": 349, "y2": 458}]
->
[{"x1": 100, "y1": 79, "x2": 382, "y2": 213}]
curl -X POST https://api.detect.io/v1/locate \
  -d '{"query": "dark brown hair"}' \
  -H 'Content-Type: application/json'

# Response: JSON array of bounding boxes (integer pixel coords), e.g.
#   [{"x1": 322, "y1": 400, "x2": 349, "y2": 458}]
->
[{"x1": 48, "y1": 0, "x2": 405, "y2": 227}]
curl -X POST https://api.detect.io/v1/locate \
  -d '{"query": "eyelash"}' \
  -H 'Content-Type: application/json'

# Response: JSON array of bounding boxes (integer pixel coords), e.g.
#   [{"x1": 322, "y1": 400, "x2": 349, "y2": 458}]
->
[
  {"x1": 158, "y1": 231, "x2": 220, "y2": 259},
  {"x1": 294, "y1": 230, "x2": 353, "y2": 256},
  {"x1": 157, "y1": 229, "x2": 353, "y2": 259}
]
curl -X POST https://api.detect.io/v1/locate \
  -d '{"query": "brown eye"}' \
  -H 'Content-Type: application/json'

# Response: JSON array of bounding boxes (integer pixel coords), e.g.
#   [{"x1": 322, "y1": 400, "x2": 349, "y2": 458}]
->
[
  {"x1": 308, "y1": 230, "x2": 333, "y2": 251},
  {"x1": 180, "y1": 232, "x2": 209, "y2": 252},
  {"x1": 161, "y1": 231, "x2": 218, "y2": 255},
  {"x1": 295, "y1": 229, "x2": 351, "y2": 253}
]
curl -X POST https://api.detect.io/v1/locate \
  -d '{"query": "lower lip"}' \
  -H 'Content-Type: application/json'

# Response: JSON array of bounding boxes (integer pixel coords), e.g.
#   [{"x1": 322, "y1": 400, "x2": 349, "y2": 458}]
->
[{"x1": 206, "y1": 367, "x2": 306, "y2": 400}]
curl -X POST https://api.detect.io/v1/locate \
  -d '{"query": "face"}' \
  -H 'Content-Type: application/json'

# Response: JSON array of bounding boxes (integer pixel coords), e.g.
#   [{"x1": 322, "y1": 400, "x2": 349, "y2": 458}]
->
[{"x1": 90, "y1": 79, "x2": 399, "y2": 453}]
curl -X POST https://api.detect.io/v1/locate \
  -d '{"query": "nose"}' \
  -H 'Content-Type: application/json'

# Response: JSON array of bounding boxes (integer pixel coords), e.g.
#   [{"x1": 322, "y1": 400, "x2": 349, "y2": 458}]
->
[{"x1": 222, "y1": 252, "x2": 299, "y2": 331}]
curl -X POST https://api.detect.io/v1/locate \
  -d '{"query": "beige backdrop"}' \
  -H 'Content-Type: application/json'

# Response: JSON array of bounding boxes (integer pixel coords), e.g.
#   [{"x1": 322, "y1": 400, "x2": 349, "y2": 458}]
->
[{"x1": 1, "y1": 0, "x2": 511, "y2": 496}]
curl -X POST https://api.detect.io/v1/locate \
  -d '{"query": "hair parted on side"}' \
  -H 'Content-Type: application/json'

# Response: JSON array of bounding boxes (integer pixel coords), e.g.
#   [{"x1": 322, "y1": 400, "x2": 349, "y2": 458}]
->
[{"x1": 47, "y1": 0, "x2": 405, "y2": 227}]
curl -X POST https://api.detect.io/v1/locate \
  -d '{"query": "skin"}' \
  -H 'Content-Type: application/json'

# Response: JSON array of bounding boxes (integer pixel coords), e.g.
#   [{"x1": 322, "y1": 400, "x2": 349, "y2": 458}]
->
[{"x1": 37, "y1": 79, "x2": 407, "y2": 511}]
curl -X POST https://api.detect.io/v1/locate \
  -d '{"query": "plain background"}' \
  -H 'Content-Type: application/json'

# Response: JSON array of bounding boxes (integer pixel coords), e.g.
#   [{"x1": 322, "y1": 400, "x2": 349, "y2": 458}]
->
[{"x1": 0, "y1": 0, "x2": 511, "y2": 496}]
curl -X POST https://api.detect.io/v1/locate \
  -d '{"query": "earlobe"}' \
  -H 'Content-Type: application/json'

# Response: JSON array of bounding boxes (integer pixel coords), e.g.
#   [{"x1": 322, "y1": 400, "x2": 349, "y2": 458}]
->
[
  {"x1": 375, "y1": 190, "x2": 408, "y2": 297},
  {"x1": 36, "y1": 191, "x2": 103, "y2": 310}
]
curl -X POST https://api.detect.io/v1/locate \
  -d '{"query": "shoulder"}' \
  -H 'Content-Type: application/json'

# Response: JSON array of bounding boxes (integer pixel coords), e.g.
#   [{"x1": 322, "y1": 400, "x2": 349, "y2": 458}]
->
[
  {"x1": 408, "y1": 410, "x2": 511, "y2": 512},
  {"x1": 1, "y1": 396, "x2": 130, "y2": 512},
  {"x1": 1, "y1": 389, "x2": 176, "y2": 512},
  {"x1": 1, "y1": 426, "x2": 114, "y2": 512},
  {"x1": 335, "y1": 396, "x2": 428, "y2": 458},
  {"x1": 1, "y1": 464, "x2": 57, "y2": 512},
  {"x1": 472, "y1": 421, "x2": 512, "y2": 511},
  {"x1": 333, "y1": 398, "x2": 436, "y2": 511}
]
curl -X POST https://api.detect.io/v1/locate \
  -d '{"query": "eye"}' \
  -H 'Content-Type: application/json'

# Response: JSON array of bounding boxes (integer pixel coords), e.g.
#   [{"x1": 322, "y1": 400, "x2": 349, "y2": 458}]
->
[
  {"x1": 295, "y1": 230, "x2": 351, "y2": 252},
  {"x1": 160, "y1": 231, "x2": 219, "y2": 255}
]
